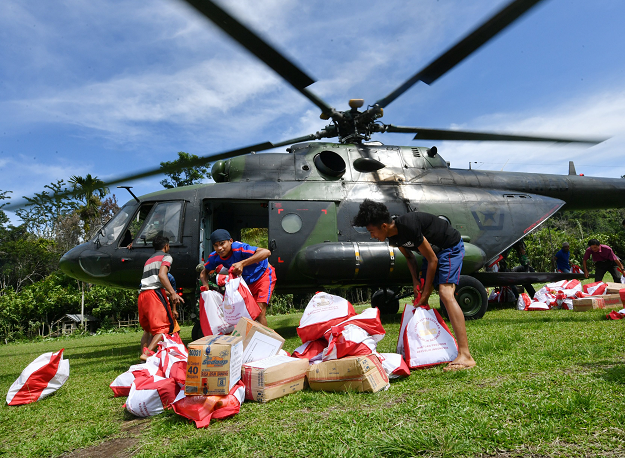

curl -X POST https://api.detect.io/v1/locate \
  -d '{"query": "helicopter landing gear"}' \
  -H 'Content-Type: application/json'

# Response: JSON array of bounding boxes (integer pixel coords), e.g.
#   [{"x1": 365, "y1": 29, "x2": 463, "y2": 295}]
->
[
  {"x1": 371, "y1": 288, "x2": 400, "y2": 315},
  {"x1": 439, "y1": 275, "x2": 488, "y2": 320},
  {"x1": 191, "y1": 321, "x2": 203, "y2": 341}
]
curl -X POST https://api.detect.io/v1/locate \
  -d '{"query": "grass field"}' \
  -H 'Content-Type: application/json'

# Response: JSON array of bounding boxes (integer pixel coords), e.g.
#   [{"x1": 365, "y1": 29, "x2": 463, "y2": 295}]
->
[{"x1": 1, "y1": 299, "x2": 625, "y2": 458}]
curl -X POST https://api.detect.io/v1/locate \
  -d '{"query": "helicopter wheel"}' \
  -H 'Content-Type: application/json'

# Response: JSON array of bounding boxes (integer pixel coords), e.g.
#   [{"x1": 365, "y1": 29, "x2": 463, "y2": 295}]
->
[
  {"x1": 371, "y1": 288, "x2": 400, "y2": 315},
  {"x1": 439, "y1": 276, "x2": 488, "y2": 320},
  {"x1": 191, "y1": 321, "x2": 204, "y2": 341}
]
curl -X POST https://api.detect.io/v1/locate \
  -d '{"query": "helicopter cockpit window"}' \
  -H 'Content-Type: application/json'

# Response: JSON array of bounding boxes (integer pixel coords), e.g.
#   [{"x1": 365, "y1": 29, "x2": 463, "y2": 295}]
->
[
  {"x1": 94, "y1": 206, "x2": 134, "y2": 246},
  {"x1": 134, "y1": 201, "x2": 183, "y2": 247}
]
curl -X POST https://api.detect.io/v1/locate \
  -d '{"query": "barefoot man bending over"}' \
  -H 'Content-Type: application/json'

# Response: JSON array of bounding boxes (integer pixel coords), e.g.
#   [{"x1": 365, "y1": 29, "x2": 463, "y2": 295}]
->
[{"x1": 354, "y1": 199, "x2": 476, "y2": 371}]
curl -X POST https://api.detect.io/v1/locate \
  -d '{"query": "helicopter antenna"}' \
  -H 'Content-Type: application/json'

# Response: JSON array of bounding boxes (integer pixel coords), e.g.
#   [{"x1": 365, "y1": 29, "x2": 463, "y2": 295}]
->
[{"x1": 117, "y1": 186, "x2": 140, "y2": 203}]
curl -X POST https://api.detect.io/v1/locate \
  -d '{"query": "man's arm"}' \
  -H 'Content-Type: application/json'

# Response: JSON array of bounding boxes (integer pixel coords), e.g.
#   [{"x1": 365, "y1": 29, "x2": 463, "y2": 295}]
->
[
  {"x1": 415, "y1": 237, "x2": 438, "y2": 306},
  {"x1": 230, "y1": 247, "x2": 271, "y2": 277},
  {"x1": 583, "y1": 259, "x2": 590, "y2": 279},
  {"x1": 200, "y1": 267, "x2": 210, "y2": 288},
  {"x1": 398, "y1": 246, "x2": 421, "y2": 298},
  {"x1": 158, "y1": 265, "x2": 183, "y2": 310}
]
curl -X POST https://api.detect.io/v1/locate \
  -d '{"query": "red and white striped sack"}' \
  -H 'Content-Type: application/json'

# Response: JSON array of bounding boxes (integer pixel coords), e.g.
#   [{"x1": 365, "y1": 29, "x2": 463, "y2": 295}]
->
[
  {"x1": 297, "y1": 292, "x2": 356, "y2": 343},
  {"x1": 110, "y1": 363, "x2": 160, "y2": 397},
  {"x1": 199, "y1": 287, "x2": 233, "y2": 336},
  {"x1": 322, "y1": 324, "x2": 378, "y2": 361},
  {"x1": 171, "y1": 380, "x2": 245, "y2": 428},
  {"x1": 125, "y1": 373, "x2": 179, "y2": 417},
  {"x1": 376, "y1": 352, "x2": 410, "y2": 379},
  {"x1": 517, "y1": 293, "x2": 532, "y2": 310},
  {"x1": 323, "y1": 307, "x2": 385, "y2": 342},
  {"x1": 403, "y1": 305, "x2": 458, "y2": 369},
  {"x1": 6, "y1": 349, "x2": 70, "y2": 406},
  {"x1": 152, "y1": 334, "x2": 188, "y2": 386},
  {"x1": 533, "y1": 287, "x2": 555, "y2": 304},
  {"x1": 223, "y1": 274, "x2": 261, "y2": 325},
  {"x1": 547, "y1": 279, "x2": 582, "y2": 291},
  {"x1": 583, "y1": 281, "x2": 608, "y2": 296},
  {"x1": 526, "y1": 301, "x2": 550, "y2": 311},
  {"x1": 292, "y1": 339, "x2": 326, "y2": 363}
]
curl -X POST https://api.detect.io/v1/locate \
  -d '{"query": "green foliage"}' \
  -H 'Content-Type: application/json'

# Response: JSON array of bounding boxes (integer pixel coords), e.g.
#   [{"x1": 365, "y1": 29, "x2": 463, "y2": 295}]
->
[
  {"x1": 0, "y1": 272, "x2": 137, "y2": 341},
  {"x1": 160, "y1": 151, "x2": 211, "y2": 188},
  {"x1": 15, "y1": 180, "x2": 78, "y2": 239},
  {"x1": 518, "y1": 209, "x2": 625, "y2": 272}
]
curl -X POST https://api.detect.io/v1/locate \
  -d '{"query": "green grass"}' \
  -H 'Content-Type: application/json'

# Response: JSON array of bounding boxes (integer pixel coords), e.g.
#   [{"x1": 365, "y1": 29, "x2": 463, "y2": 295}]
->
[{"x1": 1, "y1": 299, "x2": 625, "y2": 457}]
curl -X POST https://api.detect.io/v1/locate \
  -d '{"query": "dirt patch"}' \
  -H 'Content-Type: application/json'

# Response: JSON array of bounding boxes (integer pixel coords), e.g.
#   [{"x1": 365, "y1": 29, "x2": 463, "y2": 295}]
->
[{"x1": 61, "y1": 419, "x2": 149, "y2": 458}]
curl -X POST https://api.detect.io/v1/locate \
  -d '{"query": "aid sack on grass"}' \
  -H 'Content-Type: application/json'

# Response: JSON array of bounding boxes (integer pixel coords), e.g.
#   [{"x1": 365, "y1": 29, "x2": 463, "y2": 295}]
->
[
  {"x1": 6, "y1": 349, "x2": 70, "y2": 406},
  {"x1": 297, "y1": 292, "x2": 356, "y2": 343},
  {"x1": 402, "y1": 305, "x2": 458, "y2": 369}
]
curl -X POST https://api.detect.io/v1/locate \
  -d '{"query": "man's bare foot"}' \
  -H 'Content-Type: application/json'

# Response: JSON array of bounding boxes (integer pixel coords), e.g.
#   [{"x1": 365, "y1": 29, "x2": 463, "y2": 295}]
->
[
  {"x1": 140, "y1": 347, "x2": 154, "y2": 361},
  {"x1": 443, "y1": 356, "x2": 476, "y2": 372}
]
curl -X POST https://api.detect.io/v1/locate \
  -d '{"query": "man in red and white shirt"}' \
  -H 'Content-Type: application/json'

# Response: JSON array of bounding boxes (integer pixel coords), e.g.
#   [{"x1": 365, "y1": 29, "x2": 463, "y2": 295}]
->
[
  {"x1": 138, "y1": 235, "x2": 184, "y2": 360},
  {"x1": 583, "y1": 238, "x2": 624, "y2": 282}
]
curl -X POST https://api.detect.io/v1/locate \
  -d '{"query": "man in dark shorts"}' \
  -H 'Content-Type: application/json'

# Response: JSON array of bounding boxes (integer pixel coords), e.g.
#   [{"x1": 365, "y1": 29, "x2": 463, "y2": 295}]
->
[
  {"x1": 200, "y1": 229, "x2": 275, "y2": 326},
  {"x1": 354, "y1": 199, "x2": 476, "y2": 371},
  {"x1": 583, "y1": 239, "x2": 623, "y2": 282},
  {"x1": 137, "y1": 235, "x2": 183, "y2": 360}
]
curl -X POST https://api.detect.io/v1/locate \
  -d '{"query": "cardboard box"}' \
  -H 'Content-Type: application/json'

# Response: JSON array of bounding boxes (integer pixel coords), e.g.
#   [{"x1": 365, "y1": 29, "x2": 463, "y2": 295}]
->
[
  {"x1": 604, "y1": 282, "x2": 625, "y2": 295},
  {"x1": 231, "y1": 318, "x2": 285, "y2": 364},
  {"x1": 572, "y1": 294, "x2": 622, "y2": 312},
  {"x1": 307, "y1": 354, "x2": 389, "y2": 393},
  {"x1": 242, "y1": 355, "x2": 309, "y2": 402},
  {"x1": 185, "y1": 335, "x2": 243, "y2": 396}
]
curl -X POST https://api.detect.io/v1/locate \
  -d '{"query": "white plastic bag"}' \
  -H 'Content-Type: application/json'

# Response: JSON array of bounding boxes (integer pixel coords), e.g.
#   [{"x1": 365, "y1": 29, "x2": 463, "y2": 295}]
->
[
  {"x1": 125, "y1": 373, "x2": 178, "y2": 417},
  {"x1": 517, "y1": 292, "x2": 531, "y2": 311},
  {"x1": 110, "y1": 363, "x2": 159, "y2": 397},
  {"x1": 297, "y1": 292, "x2": 355, "y2": 343},
  {"x1": 322, "y1": 324, "x2": 378, "y2": 361},
  {"x1": 223, "y1": 275, "x2": 261, "y2": 325},
  {"x1": 6, "y1": 349, "x2": 70, "y2": 406},
  {"x1": 199, "y1": 288, "x2": 233, "y2": 336},
  {"x1": 402, "y1": 306, "x2": 458, "y2": 369}
]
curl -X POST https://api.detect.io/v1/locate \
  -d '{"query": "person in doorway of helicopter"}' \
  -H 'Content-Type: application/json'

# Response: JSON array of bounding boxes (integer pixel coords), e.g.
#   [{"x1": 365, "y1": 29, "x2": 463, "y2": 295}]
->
[
  {"x1": 353, "y1": 199, "x2": 476, "y2": 371},
  {"x1": 200, "y1": 229, "x2": 275, "y2": 327}
]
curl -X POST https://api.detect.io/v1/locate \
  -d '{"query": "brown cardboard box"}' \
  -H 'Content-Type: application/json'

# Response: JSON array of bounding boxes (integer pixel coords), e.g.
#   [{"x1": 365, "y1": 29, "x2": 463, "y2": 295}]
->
[
  {"x1": 231, "y1": 318, "x2": 285, "y2": 364},
  {"x1": 307, "y1": 354, "x2": 389, "y2": 393},
  {"x1": 242, "y1": 355, "x2": 309, "y2": 402},
  {"x1": 604, "y1": 282, "x2": 625, "y2": 295},
  {"x1": 185, "y1": 335, "x2": 243, "y2": 396},
  {"x1": 572, "y1": 293, "x2": 624, "y2": 311}
]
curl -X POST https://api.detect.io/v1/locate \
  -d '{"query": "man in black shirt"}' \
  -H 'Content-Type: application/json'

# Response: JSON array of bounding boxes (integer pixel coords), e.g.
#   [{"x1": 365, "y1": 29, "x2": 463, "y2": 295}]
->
[{"x1": 354, "y1": 199, "x2": 476, "y2": 371}]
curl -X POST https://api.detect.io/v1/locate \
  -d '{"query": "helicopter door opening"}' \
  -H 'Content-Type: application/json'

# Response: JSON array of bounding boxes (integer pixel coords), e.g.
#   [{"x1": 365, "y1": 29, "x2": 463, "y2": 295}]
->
[
  {"x1": 200, "y1": 200, "x2": 270, "y2": 262},
  {"x1": 268, "y1": 201, "x2": 338, "y2": 281}
]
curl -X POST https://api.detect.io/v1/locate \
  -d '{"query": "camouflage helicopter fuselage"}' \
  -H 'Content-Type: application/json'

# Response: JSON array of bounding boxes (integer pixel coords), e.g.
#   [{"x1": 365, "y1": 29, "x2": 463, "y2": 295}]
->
[{"x1": 59, "y1": 141, "x2": 625, "y2": 296}]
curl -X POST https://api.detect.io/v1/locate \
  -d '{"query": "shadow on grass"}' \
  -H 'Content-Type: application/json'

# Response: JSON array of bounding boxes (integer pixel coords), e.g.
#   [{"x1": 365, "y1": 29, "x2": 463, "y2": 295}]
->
[{"x1": 583, "y1": 360, "x2": 625, "y2": 385}]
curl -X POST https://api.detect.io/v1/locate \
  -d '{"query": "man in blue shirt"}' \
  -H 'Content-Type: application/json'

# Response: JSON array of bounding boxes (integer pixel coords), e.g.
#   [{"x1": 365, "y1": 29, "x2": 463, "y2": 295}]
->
[
  {"x1": 200, "y1": 229, "x2": 275, "y2": 326},
  {"x1": 554, "y1": 242, "x2": 571, "y2": 273}
]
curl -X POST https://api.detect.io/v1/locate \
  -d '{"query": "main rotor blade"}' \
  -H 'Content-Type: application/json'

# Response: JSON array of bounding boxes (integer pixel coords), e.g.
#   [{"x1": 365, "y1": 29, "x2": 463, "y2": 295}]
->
[
  {"x1": 182, "y1": 0, "x2": 334, "y2": 115},
  {"x1": 385, "y1": 125, "x2": 607, "y2": 144},
  {"x1": 375, "y1": 0, "x2": 544, "y2": 108},
  {"x1": 6, "y1": 135, "x2": 321, "y2": 211}
]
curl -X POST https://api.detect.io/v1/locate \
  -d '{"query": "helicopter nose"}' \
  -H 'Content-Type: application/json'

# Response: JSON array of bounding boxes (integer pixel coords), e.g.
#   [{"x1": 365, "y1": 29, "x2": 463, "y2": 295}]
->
[
  {"x1": 59, "y1": 244, "x2": 86, "y2": 279},
  {"x1": 60, "y1": 243, "x2": 112, "y2": 281}
]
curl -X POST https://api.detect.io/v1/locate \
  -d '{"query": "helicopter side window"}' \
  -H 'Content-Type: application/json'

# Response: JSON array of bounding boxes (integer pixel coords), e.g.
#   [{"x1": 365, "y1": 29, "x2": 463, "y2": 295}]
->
[
  {"x1": 94, "y1": 206, "x2": 134, "y2": 246},
  {"x1": 134, "y1": 201, "x2": 183, "y2": 247}
]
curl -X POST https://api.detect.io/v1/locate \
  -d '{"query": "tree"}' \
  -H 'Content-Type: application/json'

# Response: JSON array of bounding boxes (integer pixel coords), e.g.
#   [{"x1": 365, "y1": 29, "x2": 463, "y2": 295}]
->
[
  {"x1": 68, "y1": 174, "x2": 110, "y2": 237},
  {"x1": 15, "y1": 180, "x2": 78, "y2": 240},
  {"x1": 160, "y1": 152, "x2": 211, "y2": 188}
]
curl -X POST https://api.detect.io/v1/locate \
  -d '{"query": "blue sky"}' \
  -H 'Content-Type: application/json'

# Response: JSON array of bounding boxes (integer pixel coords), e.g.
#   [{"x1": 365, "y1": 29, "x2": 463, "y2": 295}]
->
[{"x1": 1, "y1": 0, "x2": 624, "y2": 222}]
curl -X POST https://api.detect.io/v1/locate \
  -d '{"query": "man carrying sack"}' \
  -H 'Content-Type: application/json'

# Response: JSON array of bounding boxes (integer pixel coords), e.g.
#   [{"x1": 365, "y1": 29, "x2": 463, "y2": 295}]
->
[
  {"x1": 353, "y1": 199, "x2": 476, "y2": 371},
  {"x1": 200, "y1": 229, "x2": 275, "y2": 326}
]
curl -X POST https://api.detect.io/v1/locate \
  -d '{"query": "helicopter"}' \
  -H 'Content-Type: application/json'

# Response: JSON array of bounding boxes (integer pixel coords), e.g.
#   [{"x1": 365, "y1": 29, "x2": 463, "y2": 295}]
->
[{"x1": 47, "y1": 0, "x2": 624, "y2": 320}]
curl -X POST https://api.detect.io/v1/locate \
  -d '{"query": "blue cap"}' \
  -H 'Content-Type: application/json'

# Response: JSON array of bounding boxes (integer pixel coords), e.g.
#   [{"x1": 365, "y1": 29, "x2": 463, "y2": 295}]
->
[{"x1": 210, "y1": 229, "x2": 232, "y2": 246}]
